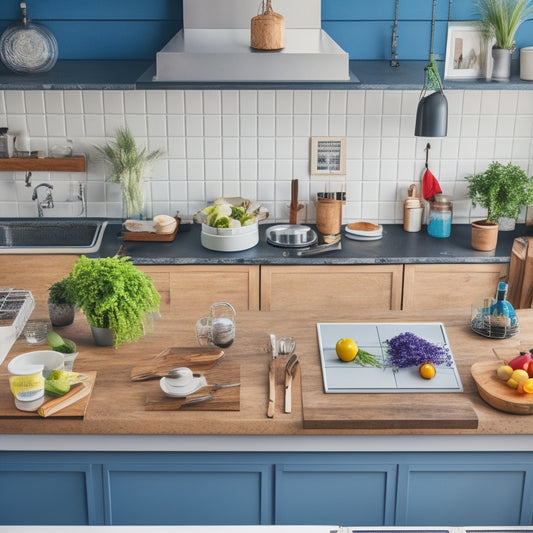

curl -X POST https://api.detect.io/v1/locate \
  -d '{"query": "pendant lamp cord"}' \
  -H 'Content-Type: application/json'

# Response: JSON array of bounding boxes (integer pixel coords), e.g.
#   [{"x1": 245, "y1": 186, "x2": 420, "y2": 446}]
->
[{"x1": 429, "y1": 0, "x2": 437, "y2": 55}]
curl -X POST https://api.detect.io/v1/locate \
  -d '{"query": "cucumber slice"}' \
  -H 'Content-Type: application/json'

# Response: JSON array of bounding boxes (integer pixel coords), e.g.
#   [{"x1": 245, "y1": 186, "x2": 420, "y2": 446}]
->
[{"x1": 44, "y1": 379, "x2": 71, "y2": 397}]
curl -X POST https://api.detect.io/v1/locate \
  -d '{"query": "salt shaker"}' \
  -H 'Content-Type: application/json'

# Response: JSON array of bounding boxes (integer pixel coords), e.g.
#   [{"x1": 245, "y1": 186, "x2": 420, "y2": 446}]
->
[{"x1": 403, "y1": 184, "x2": 424, "y2": 232}]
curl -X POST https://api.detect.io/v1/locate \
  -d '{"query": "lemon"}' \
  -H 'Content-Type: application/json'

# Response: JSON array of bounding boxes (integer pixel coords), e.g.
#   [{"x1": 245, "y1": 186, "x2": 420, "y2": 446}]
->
[
  {"x1": 511, "y1": 369, "x2": 529, "y2": 385},
  {"x1": 496, "y1": 365, "x2": 513, "y2": 381},
  {"x1": 419, "y1": 363, "x2": 436, "y2": 379},
  {"x1": 336, "y1": 338, "x2": 358, "y2": 362}
]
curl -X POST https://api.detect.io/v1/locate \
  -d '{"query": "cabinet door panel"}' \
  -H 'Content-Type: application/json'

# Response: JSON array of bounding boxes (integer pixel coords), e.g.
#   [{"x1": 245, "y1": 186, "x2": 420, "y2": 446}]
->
[
  {"x1": 275, "y1": 463, "x2": 396, "y2": 526},
  {"x1": 139, "y1": 265, "x2": 260, "y2": 313},
  {"x1": 104, "y1": 463, "x2": 271, "y2": 525},
  {"x1": 261, "y1": 265, "x2": 403, "y2": 311},
  {"x1": 397, "y1": 463, "x2": 531, "y2": 526},
  {"x1": 0, "y1": 462, "x2": 99, "y2": 525},
  {"x1": 403, "y1": 264, "x2": 509, "y2": 311}
]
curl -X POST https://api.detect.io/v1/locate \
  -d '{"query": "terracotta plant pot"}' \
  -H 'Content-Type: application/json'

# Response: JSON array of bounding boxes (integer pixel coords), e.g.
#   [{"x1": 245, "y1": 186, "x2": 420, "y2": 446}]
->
[{"x1": 471, "y1": 220, "x2": 499, "y2": 251}]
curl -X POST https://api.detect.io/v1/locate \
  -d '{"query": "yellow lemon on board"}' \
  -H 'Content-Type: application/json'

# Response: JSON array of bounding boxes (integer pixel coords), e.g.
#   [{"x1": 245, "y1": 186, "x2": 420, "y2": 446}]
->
[
  {"x1": 336, "y1": 338, "x2": 358, "y2": 362},
  {"x1": 419, "y1": 363, "x2": 436, "y2": 379}
]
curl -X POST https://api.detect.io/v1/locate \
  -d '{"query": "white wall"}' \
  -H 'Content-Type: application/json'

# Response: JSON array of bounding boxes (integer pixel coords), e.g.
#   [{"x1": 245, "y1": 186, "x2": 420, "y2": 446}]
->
[{"x1": 0, "y1": 89, "x2": 532, "y2": 224}]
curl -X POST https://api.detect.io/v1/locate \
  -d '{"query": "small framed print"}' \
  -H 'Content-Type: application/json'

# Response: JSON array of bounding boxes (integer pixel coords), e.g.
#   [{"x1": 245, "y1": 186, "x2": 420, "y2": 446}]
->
[
  {"x1": 310, "y1": 137, "x2": 346, "y2": 176},
  {"x1": 444, "y1": 21, "x2": 492, "y2": 80}
]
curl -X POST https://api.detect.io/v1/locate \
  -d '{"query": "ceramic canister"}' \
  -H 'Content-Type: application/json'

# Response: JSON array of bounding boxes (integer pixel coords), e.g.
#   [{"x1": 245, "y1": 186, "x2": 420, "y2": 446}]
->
[{"x1": 520, "y1": 47, "x2": 533, "y2": 81}]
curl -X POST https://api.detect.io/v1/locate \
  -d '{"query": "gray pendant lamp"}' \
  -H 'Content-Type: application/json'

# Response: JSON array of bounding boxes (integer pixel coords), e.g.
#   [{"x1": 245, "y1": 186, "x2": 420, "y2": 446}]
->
[{"x1": 415, "y1": 0, "x2": 448, "y2": 137}]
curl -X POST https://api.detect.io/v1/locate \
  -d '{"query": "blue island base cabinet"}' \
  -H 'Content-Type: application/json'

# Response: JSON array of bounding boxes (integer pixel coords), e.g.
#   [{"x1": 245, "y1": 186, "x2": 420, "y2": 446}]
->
[{"x1": 1, "y1": 452, "x2": 532, "y2": 526}]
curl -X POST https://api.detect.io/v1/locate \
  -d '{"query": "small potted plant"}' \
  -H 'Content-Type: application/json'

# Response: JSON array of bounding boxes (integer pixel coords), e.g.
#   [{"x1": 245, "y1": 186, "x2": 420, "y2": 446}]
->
[
  {"x1": 466, "y1": 161, "x2": 533, "y2": 250},
  {"x1": 477, "y1": 0, "x2": 533, "y2": 81},
  {"x1": 67, "y1": 255, "x2": 160, "y2": 347},
  {"x1": 47, "y1": 277, "x2": 77, "y2": 327},
  {"x1": 95, "y1": 127, "x2": 162, "y2": 219}
]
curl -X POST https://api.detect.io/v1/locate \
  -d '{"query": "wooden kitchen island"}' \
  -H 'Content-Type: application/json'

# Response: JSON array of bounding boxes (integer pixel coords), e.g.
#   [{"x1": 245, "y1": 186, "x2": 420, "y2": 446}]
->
[{"x1": 1, "y1": 308, "x2": 533, "y2": 527}]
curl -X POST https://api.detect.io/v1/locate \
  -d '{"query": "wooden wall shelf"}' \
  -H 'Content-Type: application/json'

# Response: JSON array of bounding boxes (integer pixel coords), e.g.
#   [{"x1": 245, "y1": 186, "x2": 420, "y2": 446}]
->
[{"x1": 0, "y1": 156, "x2": 86, "y2": 172}]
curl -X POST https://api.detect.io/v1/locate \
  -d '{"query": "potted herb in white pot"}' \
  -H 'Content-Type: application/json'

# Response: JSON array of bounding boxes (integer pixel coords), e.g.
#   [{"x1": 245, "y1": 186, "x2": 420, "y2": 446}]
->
[
  {"x1": 477, "y1": 0, "x2": 533, "y2": 81},
  {"x1": 466, "y1": 161, "x2": 533, "y2": 250},
  {"x1": 95, "y1": 127, "x2": 162, "y2": 219}
]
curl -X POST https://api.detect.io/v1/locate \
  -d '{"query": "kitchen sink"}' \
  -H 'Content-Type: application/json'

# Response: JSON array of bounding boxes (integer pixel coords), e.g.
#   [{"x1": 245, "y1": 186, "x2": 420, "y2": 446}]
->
[{"x1": 0, "y1": 218, "x2": 108, "y2": 254}]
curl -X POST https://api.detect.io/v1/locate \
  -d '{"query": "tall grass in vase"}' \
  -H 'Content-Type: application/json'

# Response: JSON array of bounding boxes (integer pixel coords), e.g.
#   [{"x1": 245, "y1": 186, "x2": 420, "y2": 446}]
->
[{"x1": 96, "y1": 127, "x2": 162, "y2": 219}]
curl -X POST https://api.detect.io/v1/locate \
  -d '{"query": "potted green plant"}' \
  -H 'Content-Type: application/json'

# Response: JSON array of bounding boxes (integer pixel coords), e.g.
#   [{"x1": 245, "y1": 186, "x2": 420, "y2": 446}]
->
[
  {"x1": 67, "y1": 255, "x2": 160, "y2": 347},
  {"x1": 477, "y1": 0, "x2": 533, "y2": 81},
  {"x1": 47, "y1": 277, "x2": 77, "y2": 327},
  {"x1": 466, "y1": 161, "x2": 533, "y2": 250},
  {"x1": 95, "y1": 127, "x2": 162, "y2": 219}
]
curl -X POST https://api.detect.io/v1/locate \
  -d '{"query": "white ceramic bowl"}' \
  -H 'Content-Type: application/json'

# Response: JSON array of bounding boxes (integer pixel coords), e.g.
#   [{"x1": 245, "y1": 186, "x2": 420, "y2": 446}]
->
[{"x1": 8, "y1": 350, "x2": 64, "y2": 378}]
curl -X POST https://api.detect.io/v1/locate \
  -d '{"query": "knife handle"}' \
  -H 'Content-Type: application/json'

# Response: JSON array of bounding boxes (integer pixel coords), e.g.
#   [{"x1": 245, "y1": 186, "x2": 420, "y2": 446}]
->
[{"x1": 267, "y1": 360, "x2": 275, "y2": 418}]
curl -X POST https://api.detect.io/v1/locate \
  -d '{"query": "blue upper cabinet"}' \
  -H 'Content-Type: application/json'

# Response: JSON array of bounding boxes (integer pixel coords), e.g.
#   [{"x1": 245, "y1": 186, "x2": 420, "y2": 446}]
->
[{"x1": 0, "y1": 0, "x2": 531, "y2": 61}]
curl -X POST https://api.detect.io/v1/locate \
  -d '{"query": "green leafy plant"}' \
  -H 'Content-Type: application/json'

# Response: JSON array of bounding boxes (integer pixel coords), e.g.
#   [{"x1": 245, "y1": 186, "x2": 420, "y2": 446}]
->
[
  {"x1": 477, "y1": 0, "x2": 533, "y2": 50},
  {"x1": 67, "y1": 255, "x2": 160, "y2": 347},
  {"x1": 95, "y1": 127, "x2": 162, "y2": 218},
  {"x1": 466, "y1": 161, "x2": 533, "y2": 222},
  {"x1": 48, "y1": 277, "x2": 76, "y2": 305}
]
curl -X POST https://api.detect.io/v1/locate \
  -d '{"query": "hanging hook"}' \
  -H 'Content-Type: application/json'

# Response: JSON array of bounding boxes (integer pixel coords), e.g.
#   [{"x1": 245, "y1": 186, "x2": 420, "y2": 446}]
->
[{"x1": 425, "y1": 143, "x2": 431, "y2": 169}]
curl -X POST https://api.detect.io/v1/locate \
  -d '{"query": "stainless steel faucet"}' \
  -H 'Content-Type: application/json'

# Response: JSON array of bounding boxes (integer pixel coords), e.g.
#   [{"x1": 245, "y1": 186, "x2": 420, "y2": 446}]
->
[{"x1": 31, "y1": 183, "x2": 54, "y2": 217}]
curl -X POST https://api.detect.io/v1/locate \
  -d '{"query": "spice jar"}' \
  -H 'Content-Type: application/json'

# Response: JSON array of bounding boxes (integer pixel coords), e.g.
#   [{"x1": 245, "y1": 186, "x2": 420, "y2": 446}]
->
[{"x1": 427, "y1": 194, "x2": 452, "y2": 238}]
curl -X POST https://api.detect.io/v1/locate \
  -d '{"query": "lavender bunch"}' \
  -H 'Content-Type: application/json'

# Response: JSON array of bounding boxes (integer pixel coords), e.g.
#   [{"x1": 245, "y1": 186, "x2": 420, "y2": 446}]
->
[{"x1": 386, "y1": 332, "x2": 453, "y2": 369}]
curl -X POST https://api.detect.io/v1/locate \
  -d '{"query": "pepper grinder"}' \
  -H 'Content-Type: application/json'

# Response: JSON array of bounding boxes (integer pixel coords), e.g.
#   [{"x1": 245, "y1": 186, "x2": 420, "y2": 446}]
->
[{"x1": 403, "y1": 184, "x2": 424, "y2": 232}]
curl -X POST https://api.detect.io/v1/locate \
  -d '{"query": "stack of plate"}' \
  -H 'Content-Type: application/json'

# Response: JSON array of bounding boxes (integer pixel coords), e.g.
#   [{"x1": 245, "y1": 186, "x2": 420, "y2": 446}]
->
[{"x1": 344, "y1": 222, "x2": 383, "y2": 241}]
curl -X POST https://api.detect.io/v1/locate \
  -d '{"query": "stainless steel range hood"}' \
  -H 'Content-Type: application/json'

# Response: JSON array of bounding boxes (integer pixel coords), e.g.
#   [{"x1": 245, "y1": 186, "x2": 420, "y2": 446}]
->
[{"x1": 153, "y1": 0, "x2": 351, "y2": 82}]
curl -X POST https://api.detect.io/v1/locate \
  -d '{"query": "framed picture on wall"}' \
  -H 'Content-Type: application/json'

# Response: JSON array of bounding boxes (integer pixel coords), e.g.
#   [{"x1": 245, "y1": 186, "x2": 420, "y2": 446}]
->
[
  {"x1": 444, "y1": 22, "x2": 492, "y2": 79},
  {"x1": 310, "y1": 137, "x2": 346, "y2": 176}
]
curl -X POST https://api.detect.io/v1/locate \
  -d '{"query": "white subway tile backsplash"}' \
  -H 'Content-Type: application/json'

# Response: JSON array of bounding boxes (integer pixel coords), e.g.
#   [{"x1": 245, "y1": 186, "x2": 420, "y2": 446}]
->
[
  {"x1": 311, "y1": 91, "x2": 329, "y2": 114},
  {"x1": 203, "y1": 91, "x2": 221, "y2": 114},
  {"x1": 185, "y1": 114, "x2": 204, "y2": 137},
  {"x1": 5, "y1": 91, "x2": 26, "y2": 114},
  {"x1": 184, "y1": 90, "x2": 203, "y2": 114},
  {"x1": 103, "y1": 91, "x2": 124, "y2": 115},
  {"x1": 25, "y1": 91, "x2": 45, "y2": 114},
  {"x1": 3, "y1": 87, "x2": 531, "y2": 224},
  {"x1": 276, "y1": 90, "x2": 293, "y2": 114},
  {"x1": 82, "y1": 91, "x2": 103, "y2": 114},
  {"x1": 146, "y1": 91, "x2": 167, "y2": 114},
  {"x1": 125, "y1": 90, "x2": 146, "y2": 114},
  {"x1": 258, "y1": 90, "x2": 276, "y2": 114},
  {"x1": 186, "y1": 137, "x2": 204, "y2": 159},
  {"x1": 166, "y1": 90, "x2": 184, "y2": 114}
]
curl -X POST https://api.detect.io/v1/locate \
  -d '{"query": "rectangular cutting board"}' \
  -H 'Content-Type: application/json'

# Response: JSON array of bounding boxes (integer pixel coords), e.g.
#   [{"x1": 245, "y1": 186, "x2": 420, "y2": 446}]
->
[
  {"x1": 303, "y1": 323, "x2": 477, "y2": 430},
  {"x1": 317, "y1": 322, "x2": 463, "y2": 393},
  {"x1": 0, "y1": 371, "x2": 96, "y2": 418}
]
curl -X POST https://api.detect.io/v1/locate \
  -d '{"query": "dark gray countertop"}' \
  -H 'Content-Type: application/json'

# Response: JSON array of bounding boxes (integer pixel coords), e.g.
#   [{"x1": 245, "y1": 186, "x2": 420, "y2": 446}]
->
[
  {"x1": 1, "y1": 60, "x2": 531, "y2": 90},
  {"x1": 95, "y1": 222, "x2": 529, "y2": 265}
]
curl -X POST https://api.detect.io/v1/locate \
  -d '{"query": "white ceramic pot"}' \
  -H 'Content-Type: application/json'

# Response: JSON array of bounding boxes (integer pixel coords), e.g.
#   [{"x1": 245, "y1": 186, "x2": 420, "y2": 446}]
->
[{"x1": 520, "y1": 46, "x2": 533, "y2": 80}]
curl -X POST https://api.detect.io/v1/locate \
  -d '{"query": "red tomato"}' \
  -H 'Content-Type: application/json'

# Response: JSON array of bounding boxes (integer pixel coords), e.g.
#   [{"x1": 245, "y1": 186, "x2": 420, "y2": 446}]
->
[{"x1": 528, "y1": 360, "x2": 533, "y2": 379}]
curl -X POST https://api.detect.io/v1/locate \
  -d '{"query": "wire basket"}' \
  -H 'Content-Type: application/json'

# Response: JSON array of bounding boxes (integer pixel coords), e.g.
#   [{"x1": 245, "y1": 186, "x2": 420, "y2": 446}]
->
[
  {"x1": 0, "y1": 288, "x2": 35, "y2": 364},
  {"x1": 471, "y1": 297, "x2": 520, "y2": 339}
]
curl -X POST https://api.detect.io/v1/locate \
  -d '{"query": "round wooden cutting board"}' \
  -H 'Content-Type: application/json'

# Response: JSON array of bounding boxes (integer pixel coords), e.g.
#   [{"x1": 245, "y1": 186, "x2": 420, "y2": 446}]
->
[{"x1": 471, "y1": 360, "x2": 533, "y2": 415}]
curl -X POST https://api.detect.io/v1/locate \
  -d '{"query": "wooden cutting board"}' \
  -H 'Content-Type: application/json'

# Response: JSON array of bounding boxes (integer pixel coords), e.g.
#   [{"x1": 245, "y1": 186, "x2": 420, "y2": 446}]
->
[
  {"x1": 144, "y1": 362, "x2": 240, "y2": 411},
  {"x1": 471, "y1": 360, "x2": 533, "y2": 414},
  {"x1": 130, "y1": 346, "x2": 224, "y2": 381},
  {"x1": 0, "y1": 371, "x2": 96, "y2": 418}
]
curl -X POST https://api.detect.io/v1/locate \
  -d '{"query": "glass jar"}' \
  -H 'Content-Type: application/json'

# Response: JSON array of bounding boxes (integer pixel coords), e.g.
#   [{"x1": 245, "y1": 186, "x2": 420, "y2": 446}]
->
[{"x1": 427, "y1": 194, "x2": 452, "y2": 238}]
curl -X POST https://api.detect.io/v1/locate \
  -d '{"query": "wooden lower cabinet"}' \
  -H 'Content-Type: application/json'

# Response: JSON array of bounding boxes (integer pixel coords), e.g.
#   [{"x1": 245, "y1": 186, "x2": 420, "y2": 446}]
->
[
  {"x1": 138, "y1": 265, "x2": 260, "y2": 314},
  {"x1": 1, "y1": 451, "x2": 532, "y2": 526},
  {"x1": 260, "y1": 265, "x2": 403, "y2": 311},
  {"x1": 402, "y1": 263, "x2": 510, "y2": 311}
]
